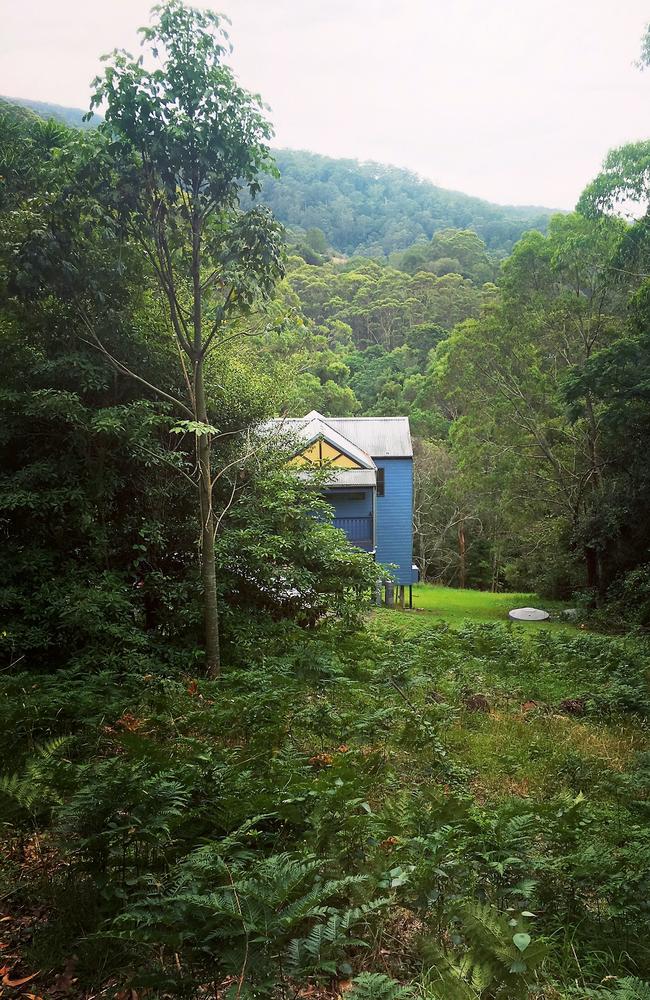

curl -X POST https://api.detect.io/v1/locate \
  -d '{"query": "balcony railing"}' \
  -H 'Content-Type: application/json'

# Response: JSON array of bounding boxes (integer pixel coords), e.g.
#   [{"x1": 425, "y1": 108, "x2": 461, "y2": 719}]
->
[{"x1": 333, "y1": 516, "x2": 373, "y2": 552}]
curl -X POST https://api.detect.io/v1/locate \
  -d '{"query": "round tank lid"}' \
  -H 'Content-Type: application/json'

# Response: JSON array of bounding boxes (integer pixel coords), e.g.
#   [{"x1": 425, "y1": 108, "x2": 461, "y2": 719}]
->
[{"x1": 508, "y1": 607, "x2": 550, "y2": 621}]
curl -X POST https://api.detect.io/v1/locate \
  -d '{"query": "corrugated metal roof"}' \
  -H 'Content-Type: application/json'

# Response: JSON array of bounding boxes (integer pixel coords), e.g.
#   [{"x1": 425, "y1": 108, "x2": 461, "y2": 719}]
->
[
  {"x1": 295, "y1": 469, "x2": 377, "y2": 487},
  {"x1": 322, "y1": 416, "x2": 413, "y2": 458},
  {"x1": 265, "y1": 412, "x2": 412, "y2": 459}
]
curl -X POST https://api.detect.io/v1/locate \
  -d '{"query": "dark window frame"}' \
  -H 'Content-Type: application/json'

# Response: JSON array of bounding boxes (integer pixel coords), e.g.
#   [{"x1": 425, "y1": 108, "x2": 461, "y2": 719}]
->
[
  {"x1": 325, "y1": 491, "x2": 366, "y2": 502},
  {"x1": 376, "y1": 468, "x2": 385, "y2": 496}
]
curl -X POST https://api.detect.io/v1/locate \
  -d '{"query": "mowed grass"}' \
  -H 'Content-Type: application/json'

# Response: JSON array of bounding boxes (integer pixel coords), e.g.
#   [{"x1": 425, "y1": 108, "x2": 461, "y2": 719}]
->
[
  {"x1": 374, "y1": 583, "x2": 574, "y2": 634},
  {"x1": 411, "y1": 583, "x2": 566, "y2": 622},
  {"x1": 369, "y1": 584, "x2": 648, "y2": 803}
]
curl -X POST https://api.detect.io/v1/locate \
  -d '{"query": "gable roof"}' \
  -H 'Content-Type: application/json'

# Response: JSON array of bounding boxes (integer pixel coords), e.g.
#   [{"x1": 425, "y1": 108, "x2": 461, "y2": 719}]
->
[
  {"x1": 318, "y1": 415, "x2": 413, "y2": 458},
  {"x1": 265, "y1": 411, "x2": 413, "y2": 462},
  {"x1": 286, "y1": 412, "x2": 376, "y2": 469}
]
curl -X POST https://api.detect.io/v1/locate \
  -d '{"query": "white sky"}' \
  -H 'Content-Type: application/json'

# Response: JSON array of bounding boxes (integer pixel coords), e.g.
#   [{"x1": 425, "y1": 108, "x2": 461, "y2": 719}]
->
[{"x1": 1, "y1": 0, "x2": 649, "y2": 209}]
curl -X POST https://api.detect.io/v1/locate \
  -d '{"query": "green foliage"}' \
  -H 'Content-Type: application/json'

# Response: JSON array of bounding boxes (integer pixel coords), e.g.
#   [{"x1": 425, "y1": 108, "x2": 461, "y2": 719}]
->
[
  {"x1": 578, "y1": 140, "x2": 650, "y2": 218},
  {"x1": 4, "y1": 11, "x2": 650, "y2": 1000},
  {"x1": 1, "y1": 615, "x2": 648, "y2": 994},
  {"x1": 420, "y1": 902, "x2": 547, "y2": 999},
  {"x1": 9, "y1": 97, "x2": 553, "y2": 261},
  {"x1": 111, "y1": 847, "x2": 386, "y2": 989},
  {"x1": 0, "y1": 95, "x2": 100, "y2": 130},
  {"x1": 0, "y1": 13, "x2": 374, "y2": 676},
  {"x1": 0, "y1": 736, "x2": 71, "y2": 816},
  {"x1": 250, "y1": 149, "x2": 551, "y2": 257},
  {"x1": 347, "y1": 973, "x2": 412, "y2": 1000},
  {"x1": 590, "y1": 979, "x2": 650, "y2": 1000},
  {"x1": 428, "y1": 211, "x2": 633, "y2": 594}
]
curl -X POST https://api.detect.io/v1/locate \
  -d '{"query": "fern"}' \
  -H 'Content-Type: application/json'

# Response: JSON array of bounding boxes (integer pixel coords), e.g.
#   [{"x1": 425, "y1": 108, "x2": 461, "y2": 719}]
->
[
  {"x1": 420, "y1": 901, "x2": 547, "y2": 1000},
  {"x1": 580, "y1": 978, "x2": 650, "y2": 1000},
  {"x1": 346, "y1": 973, "x2": 412, "y2": 1000},
  {"x1": 109, "y1": 847, "x2": 389, "y2": 985},
  {"x1": 0, "y1": 735, "x2": 71, "y2": 812},
  {"x1": 286, "y1": 897, "x2": 390, "y2": 972},
  {"x1": 610, "y1": 979, "x2": 650, "y2": 1000},
  {"x1": 419, "y1": 952, "x2": 480, "y2": 1000}
]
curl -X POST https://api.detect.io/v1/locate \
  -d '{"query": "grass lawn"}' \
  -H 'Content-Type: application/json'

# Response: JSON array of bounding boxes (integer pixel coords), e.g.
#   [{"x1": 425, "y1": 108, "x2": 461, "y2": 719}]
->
[{"x1": 374, "y1": 583, "x2": 574, "y2": 633}]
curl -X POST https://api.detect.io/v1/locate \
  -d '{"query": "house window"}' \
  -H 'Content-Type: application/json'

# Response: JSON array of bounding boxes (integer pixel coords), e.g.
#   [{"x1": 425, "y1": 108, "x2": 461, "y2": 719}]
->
[{"x1": 376, "y1": 468, "x2": 385, "y2": 496}]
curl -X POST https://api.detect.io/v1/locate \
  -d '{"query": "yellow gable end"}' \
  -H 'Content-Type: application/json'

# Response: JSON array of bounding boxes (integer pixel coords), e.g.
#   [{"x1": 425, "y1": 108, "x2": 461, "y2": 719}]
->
[{"x1": 289, "y1": 438, "x2": 364, "y2": 469}]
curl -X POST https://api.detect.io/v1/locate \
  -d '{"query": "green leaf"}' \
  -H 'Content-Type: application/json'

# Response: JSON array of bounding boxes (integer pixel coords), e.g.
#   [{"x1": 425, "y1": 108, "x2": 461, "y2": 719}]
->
[
  {"x1": 170, "y1": 419, "x2": 219, "y2": 437},
  {"x1": 512, "y1": 932, "x2": 531, "y2": 952}
]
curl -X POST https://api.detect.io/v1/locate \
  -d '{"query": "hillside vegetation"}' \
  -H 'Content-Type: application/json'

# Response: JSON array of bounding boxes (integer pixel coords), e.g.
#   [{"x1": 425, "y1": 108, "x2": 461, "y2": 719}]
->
[
  {"x1": 4, "y1": 604, "x2": 650, "y2": 998},
  {"x1": 252, "y1": 149, "x2": 553, "y2": 257},
  {"x1": 0, "y1": 95, "x2": 100, "y2": 129},
  {"x1": 6, "y1": 96, "x2": 553, "y2": 257}
]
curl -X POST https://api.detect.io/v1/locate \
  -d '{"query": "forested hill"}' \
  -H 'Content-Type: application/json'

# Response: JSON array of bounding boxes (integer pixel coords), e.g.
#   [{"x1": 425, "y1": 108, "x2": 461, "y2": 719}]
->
[
  {"x1": 0, "y1": 95, "x2": 99, "y2": 130},
  {"x1": 257, "y1": 149, "x2": 554, "y2": 256},
  {"x1": 3, "y1": 96, "x2": 554, "y2": 256}
]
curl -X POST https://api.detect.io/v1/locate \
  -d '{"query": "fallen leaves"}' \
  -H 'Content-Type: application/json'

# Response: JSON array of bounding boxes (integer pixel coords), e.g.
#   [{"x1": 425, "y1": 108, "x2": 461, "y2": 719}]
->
[
  {"x1": 114, "y1": 711, "x2": 144, "y2": 732},
  {"x1": 462, "y1": 692, "x2": 491, "y2": 713},
  {"x1": 1, "y1": 969, "x2": 40, "y2": 987},
  {"x1": 308, "y1": 752, "x2": 334, "y2": 768},
  {"x1": 52, "y1": 955, "x2": 78, "y2": 993}
]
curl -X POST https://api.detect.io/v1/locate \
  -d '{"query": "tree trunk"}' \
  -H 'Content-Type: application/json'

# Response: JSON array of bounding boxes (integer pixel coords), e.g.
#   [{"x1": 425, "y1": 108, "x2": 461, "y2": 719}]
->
[
  {"x1": 419, "y1": 524, "x2": 428, "y2": 582},
  {"x1": 195, "y1": 361, "x2": 221, "y2": 678},
  {"x1": 584, "y1": 545, "x2": 600, "y2": 594},
  {"x1": 458, "y1": 516, "x2": 466, "y2": 589},
  {"x1": 190, "y1": 192, "x2": 220, "y2": 678},
  {"x1": 491, "y1": 523, "x2": 500, "y2": 593}
]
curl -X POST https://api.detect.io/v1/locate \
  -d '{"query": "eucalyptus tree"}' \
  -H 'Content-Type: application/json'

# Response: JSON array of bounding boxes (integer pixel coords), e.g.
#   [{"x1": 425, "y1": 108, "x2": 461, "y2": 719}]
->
[
  {"x1": 433, "y1": 213, "x2": 630, "y2": 593},
  {"x1": 83, "y1": 1, "x2": 285, "y2": 675}
]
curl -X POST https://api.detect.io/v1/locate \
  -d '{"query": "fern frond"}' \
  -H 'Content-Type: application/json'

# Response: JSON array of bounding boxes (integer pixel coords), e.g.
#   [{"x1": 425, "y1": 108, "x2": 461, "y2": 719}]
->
[
  {"x1": 418, "y1": 950, "x2": 479, "y2": 1000},
  {"x1": 609, "y1": 978, "x2": 650, "y2": 1000},
  {"x1": 346, "y1": 972, "x2": 412, "y2": 1000}
]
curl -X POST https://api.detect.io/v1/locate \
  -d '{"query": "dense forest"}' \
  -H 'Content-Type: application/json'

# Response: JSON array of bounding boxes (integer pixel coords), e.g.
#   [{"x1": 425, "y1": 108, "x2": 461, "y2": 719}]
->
[
  {"x1": 250, "y1": 150, "x2": 554, "y2": 257},
  {"x1": 2, "y1": 4, "x2": 650, "y2": 998},
  {"x1": 0, "y1": 95, "x2": 100, "y2": 130}
]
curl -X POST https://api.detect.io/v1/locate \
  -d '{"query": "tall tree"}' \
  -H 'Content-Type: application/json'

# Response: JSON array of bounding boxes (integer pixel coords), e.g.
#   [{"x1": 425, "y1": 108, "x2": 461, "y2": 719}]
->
[
  {"x1": 433, "y1": 214, "x2": 630, "y2": 593},
  {"x1": 83, "y1": 1, "x2": 285, "y2": 675}
]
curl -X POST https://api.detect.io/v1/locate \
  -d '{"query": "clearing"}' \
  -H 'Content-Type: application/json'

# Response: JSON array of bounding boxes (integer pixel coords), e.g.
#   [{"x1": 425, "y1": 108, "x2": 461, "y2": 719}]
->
[{"x1": 375, "y1": 583, "x2": 574, "y2": 632}]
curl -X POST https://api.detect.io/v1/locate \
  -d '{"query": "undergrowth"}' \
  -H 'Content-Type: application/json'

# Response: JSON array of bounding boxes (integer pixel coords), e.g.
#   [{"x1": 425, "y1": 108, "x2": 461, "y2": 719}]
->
[{"x1": 1, "y1": 618, "x2": 649, "y2": 997}]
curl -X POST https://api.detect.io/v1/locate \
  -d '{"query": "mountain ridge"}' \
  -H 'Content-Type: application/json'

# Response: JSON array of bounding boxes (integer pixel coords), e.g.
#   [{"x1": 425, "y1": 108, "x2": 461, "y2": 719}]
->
[{"x1": 3, "y1": 95, "x2": 556, "y2": 255}]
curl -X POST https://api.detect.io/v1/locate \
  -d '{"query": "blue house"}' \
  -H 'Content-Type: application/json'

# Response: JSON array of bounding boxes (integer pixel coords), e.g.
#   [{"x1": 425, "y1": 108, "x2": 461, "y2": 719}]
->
[{"x1": 274, "y1": 411, "x2": 416, "y2": 591}]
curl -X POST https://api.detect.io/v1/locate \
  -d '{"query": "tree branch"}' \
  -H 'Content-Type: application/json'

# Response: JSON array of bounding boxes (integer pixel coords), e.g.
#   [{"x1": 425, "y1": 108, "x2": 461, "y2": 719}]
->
[{"x1": 78, "y1": 316, "x2": 194, "y2": 418}]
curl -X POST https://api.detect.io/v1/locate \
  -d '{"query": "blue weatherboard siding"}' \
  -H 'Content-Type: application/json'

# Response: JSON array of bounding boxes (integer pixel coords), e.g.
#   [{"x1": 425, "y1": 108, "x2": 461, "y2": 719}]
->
[{"x1": 374, "y1": 458, "x2": 413, "y2": 584}]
